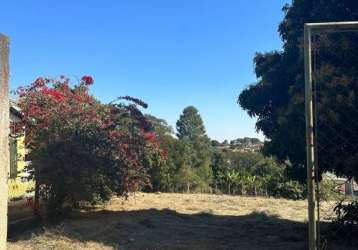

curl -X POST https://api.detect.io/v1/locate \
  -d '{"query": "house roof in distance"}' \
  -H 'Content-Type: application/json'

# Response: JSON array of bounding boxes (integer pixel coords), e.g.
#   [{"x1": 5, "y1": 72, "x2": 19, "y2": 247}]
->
[{"x1": 9, "y1": 100, "x2": 22, "y2": 118}]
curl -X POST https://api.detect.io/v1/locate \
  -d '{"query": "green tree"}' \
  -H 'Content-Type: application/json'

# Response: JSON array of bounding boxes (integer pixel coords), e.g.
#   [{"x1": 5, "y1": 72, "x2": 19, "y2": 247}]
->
[
  {"x1": 211, "y1": 150, "x2": 303, "y2": 198},
  {"x1": 146, "y1": 114, "x2": 173, "y2": 139},
  {"x1": 144, "y1": 115, "x2": 174, "y2": 191},
  {"x1": 211, "y1": 151, "x2": 226, "y2": 177},
  {"x1": 218, "y1": 169, "x2": 239, "y2": 195},
  {"x1": 176, "y1": 106, "x2": 212, "y2": 191},
  {"x1": 238, "y1": 0, "x2": 358, "y2": 182},
  {"x1": 176, "y1": 106, "x2": 207, "y2": 141},
  {"x1": 172, "y1": 139, "x2": 197, "y2": 192},
  {"x1": 211, "y1": 140, "x2": 221, "y2": 147},
  {"x1": 211, "y1": 150, "x2": 227, "y2": 192}
]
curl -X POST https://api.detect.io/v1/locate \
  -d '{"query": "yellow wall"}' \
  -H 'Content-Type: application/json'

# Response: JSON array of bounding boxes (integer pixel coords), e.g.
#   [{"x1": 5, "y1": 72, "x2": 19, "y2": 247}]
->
[{"x1": 8, "y1": 135, "x2": 35, "y2": 199}]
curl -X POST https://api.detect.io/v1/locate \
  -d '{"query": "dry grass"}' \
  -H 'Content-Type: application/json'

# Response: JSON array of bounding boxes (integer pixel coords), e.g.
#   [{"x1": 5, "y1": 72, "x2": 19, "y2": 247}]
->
[{"x1": 7, "y1": 193, "x2": 349, "y2": 250}]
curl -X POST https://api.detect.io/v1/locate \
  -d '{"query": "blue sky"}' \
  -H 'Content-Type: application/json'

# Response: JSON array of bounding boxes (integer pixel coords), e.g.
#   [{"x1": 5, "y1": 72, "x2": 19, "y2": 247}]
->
[{"x1": 1, "y1": 0, "x2": 288, "y2": 141}]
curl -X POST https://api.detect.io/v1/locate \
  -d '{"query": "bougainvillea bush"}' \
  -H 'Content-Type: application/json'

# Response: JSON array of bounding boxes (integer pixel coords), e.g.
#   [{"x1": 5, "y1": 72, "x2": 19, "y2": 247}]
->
[{"x1": 14, "y1": 76, "x2": 161, "y2": 218}]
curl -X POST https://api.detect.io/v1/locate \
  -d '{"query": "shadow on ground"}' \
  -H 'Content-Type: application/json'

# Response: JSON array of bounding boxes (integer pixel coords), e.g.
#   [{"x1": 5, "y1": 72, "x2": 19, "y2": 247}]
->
[{"x1": 7, "y1": 208, "x2": 352, "y2": 250}]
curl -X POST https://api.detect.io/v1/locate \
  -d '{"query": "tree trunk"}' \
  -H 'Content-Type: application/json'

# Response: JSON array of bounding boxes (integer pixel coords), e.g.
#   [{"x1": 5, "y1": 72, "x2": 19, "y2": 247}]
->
[
  {"x1": 0, "y1": 34, "x2": 9, "y2": 250},
  {"x1": 34, "y1": 180, "x2": 40, "y2": 217},
  {"x1": 186, "y1": 181, "x2": 190, "y2": 193},
  {"x1": 228, "y1": 183, "x2": 231, "y2": 195}
]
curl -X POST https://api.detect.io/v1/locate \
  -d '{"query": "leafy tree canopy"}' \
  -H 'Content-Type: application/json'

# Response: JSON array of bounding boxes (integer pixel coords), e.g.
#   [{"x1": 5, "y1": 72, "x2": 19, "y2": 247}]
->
[
  {"x1": 176, "y1": 106, "x2": 208, "y2": 142},
  {"x1": 238, "y1": 0, "x2": 358, "y2": 182}
]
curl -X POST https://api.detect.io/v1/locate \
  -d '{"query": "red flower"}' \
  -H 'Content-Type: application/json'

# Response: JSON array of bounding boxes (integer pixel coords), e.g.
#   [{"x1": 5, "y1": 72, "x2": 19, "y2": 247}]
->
[
  {"x1": 143, "y1": 132, "x2": 156, "y2": 142},
  {"x1": 41, "y1": 87, "x2": 65, "y2": 101},
  {"x1": 28, "y1": 105, "x2": 41, "y2": 115},
  {"x1": 108, "y1": 130, "x2": 121, "y2": 138},
  {"x1": 81, "y1": 75, "x2": 94, "y2": 85},
  {"x1": 161, "y1": 149, "x2": 168, "y2": 158}
]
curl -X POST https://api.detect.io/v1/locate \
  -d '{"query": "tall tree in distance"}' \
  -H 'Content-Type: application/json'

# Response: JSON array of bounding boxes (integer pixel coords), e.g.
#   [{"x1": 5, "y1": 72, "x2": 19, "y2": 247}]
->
[
  {"x1": 176, "y1": 106, "x2": 207, "y2": 141},
  {"x1": 176, "y1": 106, "x2": 212, "y2": 192}
]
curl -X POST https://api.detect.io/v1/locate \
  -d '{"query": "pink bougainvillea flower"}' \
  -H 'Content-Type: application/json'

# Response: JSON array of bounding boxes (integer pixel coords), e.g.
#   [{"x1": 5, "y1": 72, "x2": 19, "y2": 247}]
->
[
  {"x1": 28, "y1": 105, "x2": 41, "y2": 115},
  {"x1": 81, "y1": 75, "x2": 94, "y2": 85},
  {"x1": 143, "y1": 132, "x2": 156, "y2": 142},
  {"x1": 41, "y1": 87, "x2": 65, "y2": 101}
]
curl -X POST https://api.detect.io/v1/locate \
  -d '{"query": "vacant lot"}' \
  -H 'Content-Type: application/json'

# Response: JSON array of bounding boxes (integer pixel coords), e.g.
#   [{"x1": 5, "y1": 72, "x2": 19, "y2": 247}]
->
[{"x1": 7, "y1": 193, "x2": 348, "y2": 250}]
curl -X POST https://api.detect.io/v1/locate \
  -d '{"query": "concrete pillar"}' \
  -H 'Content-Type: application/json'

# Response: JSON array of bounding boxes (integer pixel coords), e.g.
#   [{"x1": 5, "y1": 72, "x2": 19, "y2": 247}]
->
[{"x1": 0, "y1": 34, "x2": 9, "y2": 249}]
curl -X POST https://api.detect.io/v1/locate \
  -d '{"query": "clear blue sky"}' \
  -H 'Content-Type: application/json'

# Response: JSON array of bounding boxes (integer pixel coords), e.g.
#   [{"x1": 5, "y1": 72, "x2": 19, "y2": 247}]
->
[{"x1": 1, "y1": 0, "x2": 288, "y2": 142}]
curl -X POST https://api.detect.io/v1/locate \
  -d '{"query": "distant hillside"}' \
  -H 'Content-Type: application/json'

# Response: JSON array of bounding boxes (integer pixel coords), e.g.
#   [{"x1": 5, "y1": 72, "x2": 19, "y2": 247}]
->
[{"x1": 211, "y1": 137, "x2": 263, "y2": 153}]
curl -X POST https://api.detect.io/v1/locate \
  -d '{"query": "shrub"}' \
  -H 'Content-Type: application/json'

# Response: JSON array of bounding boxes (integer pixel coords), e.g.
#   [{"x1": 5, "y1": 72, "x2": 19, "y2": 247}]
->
[
  {"x1": 318, "y1": 176, "x2": 344, "y2": 201},
  {"x1": 15, "y1": 76, "x2": 162, "y2": 218},
  {"x1": 326, "y1": 200, "x2": 358, "y2": 245},
  {"x1": 277, "y1": 181, "x2": 304, "y2": 200}
]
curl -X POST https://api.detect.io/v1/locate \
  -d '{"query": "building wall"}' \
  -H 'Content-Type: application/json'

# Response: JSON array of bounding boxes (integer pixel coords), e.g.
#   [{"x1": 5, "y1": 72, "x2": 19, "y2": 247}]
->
[{"x1": 8, "y1": 134, "x2": 35, "y2": 200}]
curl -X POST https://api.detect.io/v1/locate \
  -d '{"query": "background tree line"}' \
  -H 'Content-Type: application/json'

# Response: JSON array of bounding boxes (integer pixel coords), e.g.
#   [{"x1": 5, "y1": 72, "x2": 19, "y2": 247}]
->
[
  {"x1": 145, "y1": 106, "x2": 304, "y2": 200},
  {"x1": 14, "y1": 76, "x2": 304, "y2": 221}
]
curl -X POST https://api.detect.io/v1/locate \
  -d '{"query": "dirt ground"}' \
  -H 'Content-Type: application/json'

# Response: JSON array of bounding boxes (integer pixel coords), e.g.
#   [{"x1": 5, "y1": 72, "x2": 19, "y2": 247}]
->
[{"x1": 6, "y1": 193, "x2": 351, "y2": 250}]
